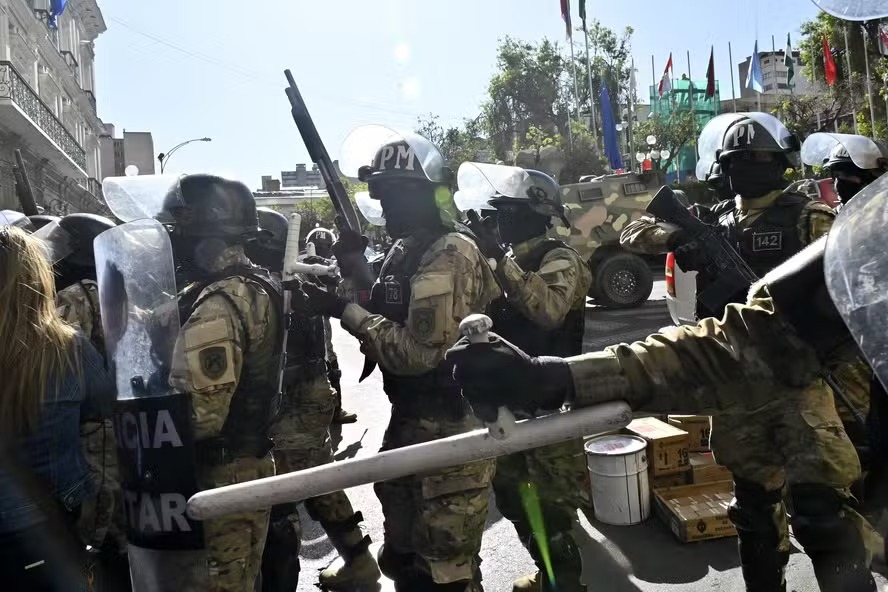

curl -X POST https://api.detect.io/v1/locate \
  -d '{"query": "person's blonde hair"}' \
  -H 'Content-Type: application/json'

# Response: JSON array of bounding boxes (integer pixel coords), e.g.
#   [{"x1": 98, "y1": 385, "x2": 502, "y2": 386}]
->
[{"x1": 0, "y1": 226, "x2": 79, "y2": 435}]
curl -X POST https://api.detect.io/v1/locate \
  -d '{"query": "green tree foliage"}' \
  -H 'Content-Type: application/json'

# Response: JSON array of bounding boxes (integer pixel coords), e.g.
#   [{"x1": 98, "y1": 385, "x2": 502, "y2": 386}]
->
[
  {"x1": 415, "y1": 113, "x2": 491, "y2": 171},
  {"x1": 773, "y1": 78, "x2": 862, "y2": 140},
  {"x1": 576, "y1": 22, "x2": 635, "y2": 127},
  {"x1": 633, "y1": 110, "x2": 696, "y2": 173}
]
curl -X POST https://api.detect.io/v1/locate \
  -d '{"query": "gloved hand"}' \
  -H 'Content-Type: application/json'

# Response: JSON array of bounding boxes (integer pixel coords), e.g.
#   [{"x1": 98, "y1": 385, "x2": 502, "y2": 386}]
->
[
  {"x1": 301, "y1": 255, "x2": 330, "y2": 266},
  {"x1": 445, "y1": 332, "x2": 574, "y2": 422},
  {"x1": 672, "y1": 240, "x2": 707, "y2": 273},
  {"x1": 465, "y1": 210, "x2": 506, "y2": 262},
  {"x1": 331, "y1": 216, "x2": 370, "y2": 279},
  {"x1": 665, "y1": 228, "x2": 693, "y2": 251},
  {"x1": 288, "y1": 280, "x2": 349, "y2": 318}
]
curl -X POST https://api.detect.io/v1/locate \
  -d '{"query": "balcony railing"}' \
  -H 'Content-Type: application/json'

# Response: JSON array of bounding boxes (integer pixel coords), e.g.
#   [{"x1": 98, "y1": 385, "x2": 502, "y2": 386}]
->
[
  {"x1": 60, "y1": 50, "x2": 79, "y2": 76},
  {"x1": 85, "y1": 90, "x2": 96, "y2": 112},
  {"x1": 87, "y1": 177, "x2": 101, "y2": 197},
  {"x1": 0, "y1": 61, "x2": 86, "y2": 171}
]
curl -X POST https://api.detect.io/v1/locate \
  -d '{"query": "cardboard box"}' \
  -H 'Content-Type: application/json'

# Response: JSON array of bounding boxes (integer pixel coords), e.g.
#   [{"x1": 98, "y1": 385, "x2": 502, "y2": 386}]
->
[
  {"x1": 689, "y1": 452, "x2": 732, "y2": 484},
  {"x1": 653, "y1": 481, "x2": 738, "y2": 542},
  {"x1": 668, "y1": 415, "x2": 711, "y2": 452},
  {"x1": 625, "y1": 417, "x2": 690, "y2": 476},
  {"x1": 650, "y1": 469, "x2": 691, "y2": 490}
]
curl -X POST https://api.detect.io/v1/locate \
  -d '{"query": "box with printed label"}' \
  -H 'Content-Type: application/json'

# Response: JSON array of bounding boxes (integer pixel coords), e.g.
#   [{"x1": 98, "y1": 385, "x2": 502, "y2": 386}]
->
[
  {"x1": 689, "y1": 452, "x2": 732, "y2": 484},
  {"x1": 653, "y1": 481, "x2": 738, "y2": 542},
  {"x1": 625, "y1": 417, "x2": 690, "y2": 476},
  {"x1": 668, "y1": 415, "x2": 711, "y2": 452}
]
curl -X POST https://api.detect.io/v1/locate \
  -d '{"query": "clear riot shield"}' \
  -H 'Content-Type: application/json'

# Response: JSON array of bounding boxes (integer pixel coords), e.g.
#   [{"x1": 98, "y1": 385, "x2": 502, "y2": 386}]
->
[
  {"x1": 354, "y1": 190, "x2": 385, "y2": 226},
  {"x1": 801, "y1": 132, "x2": 888, "y2": 169},
  {"x1": 102, "y1": 175, "x2": 182, "y2": 223},
  {"x1": 1, "y1": 209, "x2": 33, "y2": 231},
  {"x1": 811, "y1": 0, "x2": 888, "y2": 20},
  {"x1": 454, "y1": 162, "x2": 530, "y2": 213},
  {"x1": 0, "y1": 210, "x2": 9, "y2": 226},
  {"x1": 31, "y1": 220, "x2": 73, "y2": 263},
  {"x1": 824, "y1": 174, "x2": 888, "y2": 391},
  {"x1": 340, "y1": 124, "x2": 448, "y2": 182},
  {"x1": 95, "y1": 219, "x2": 203, "y2": 589}
]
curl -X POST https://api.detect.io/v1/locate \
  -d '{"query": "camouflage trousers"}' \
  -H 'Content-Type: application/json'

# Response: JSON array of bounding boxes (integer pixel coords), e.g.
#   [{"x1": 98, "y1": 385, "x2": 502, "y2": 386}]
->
[
  {"x1": 829, "y1": 359, "x2": 873, "y2": 446},
  {"x1": 271, "y1": 374, "x2": 357, "y2": 529},
  {"x1": 710, "y1": 379, "x2": 882, "y2": 564},
  {"x1": 376, "y1": 408, "x2": 495, "y2": 585},
  {"x1": 77, "y1": 419, "x2": 127, "y2": 552},
  {"x1": 493, "y1": 438, "x2": 590, "y2": 588},
  {"x1": 127, "y1": 454, "x2": 274, "y2": 592}
]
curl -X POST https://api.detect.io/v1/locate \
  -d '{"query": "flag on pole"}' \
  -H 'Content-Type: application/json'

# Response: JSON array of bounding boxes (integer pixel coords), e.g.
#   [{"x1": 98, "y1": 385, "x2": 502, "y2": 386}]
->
[
  {"x1": 822, "y1": 34, "x2": 837, "y2": 85},
  {"x1": 705, "y1": 46, "x2": 716, "y2": 98},
  {"x1": 600, "y1": 84, "x2": 624, "y2": 171},
  {"x1": 48, "y1": 0, "x2": 67, "y2": 29},
  {"x1": 579, "y1": 0, "x2": 587, "y2": 29},
  {"x1": 878, "y1": 23, "x2": 888, "y2": 56},
  {"x1": 746, "y1": 41, "x2": 764, "y2": 93},
  {"x1": 784, "y1": 34, "x2": 795, "y2": 88},
  {"x1": 630, "y1": 58, "x2": 637, "y2": 97},
  {"x1": 658, "y1": 53, "x2": 673, "y2": 96},
  {"x1": 560, "y1": 0, "x2": 572, "y2": 39}
]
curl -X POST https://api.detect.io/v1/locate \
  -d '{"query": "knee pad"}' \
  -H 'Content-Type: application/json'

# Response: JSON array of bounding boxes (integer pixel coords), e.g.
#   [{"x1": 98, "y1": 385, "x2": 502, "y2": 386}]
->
[
  {"x1": 727, "y1": 479, "x2": 784, "y2": 536},
  {"x1": 378, "y1": 543, "x2": 415, "y2": 581}
]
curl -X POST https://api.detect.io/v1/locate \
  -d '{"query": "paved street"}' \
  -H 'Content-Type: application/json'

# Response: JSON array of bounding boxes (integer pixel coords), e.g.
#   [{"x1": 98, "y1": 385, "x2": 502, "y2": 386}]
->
[{"x1": 294, "y1": 281, "x2": 885, "y2": 591}]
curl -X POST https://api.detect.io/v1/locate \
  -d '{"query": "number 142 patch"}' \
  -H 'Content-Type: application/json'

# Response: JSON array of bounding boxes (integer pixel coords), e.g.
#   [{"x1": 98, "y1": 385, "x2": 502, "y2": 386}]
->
[{"x1": 752, "y1": 231, "x2": 782, "y2": 252}]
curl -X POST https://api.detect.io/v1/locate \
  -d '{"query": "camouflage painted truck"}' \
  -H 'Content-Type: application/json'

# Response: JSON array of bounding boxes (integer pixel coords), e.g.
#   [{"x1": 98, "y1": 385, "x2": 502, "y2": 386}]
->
[{"x1": 552, "y1": 170, "x2": 664, "y2": 308}]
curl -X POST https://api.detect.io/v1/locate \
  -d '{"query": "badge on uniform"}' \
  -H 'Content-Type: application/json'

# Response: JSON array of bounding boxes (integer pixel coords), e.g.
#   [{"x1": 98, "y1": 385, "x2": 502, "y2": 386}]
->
[
  {"x1": 752, "y1": 231, "x2": 783, "y2": 252},
  {"x1": 385, "y1": 281, "x2": 402, "y2": 304},
  {"x1": 199, "y1": 346, "x2": 229, "y2": 380},
  {"x1": 412, "y1": 308, "x2": 435, "y2": 340}
]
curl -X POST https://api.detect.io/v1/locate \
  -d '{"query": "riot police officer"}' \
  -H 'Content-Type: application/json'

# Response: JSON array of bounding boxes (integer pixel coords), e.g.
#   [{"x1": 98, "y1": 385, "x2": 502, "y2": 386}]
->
[
  {"x1": 461, "y1": 163, "x2": 592, "y2": 592},
  {"x1": 305, "y1": 226, "x2": 358, "y2": 425},
  {"x1": 802, "y1": 132, "x2": 888, "y2": 207},
  {"x1": 448, "y1": 180, "x2": 887, "y2": 592},
  {"x1": 300, "y1": 128, "x2": 501, "y2": 591},
  {"x1": 163, "y1": 174, "x2": 281, "y2": 591},
  {"x1": 247, "y1": 208, "x2": 379, "y2": 591},
  {"x1": 49, "y1": 213, "x2": 132, "y2": 588}
]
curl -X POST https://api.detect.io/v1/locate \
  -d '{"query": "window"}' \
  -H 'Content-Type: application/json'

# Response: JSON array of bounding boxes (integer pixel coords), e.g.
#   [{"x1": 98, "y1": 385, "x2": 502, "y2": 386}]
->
[
  {"x1": 764, "y1": 83, "x2": 774, "y2": 91},
  {"x1": 578, "y1": 187, "x2": 604, "y2": 202},
  {"x1": 777, "y1": 83, "x2": 790, "y2": 90},
  {"x1": 762, "y1": 58, "x2": 770, "y2": 65},
  {"x1": 763, "y1": 71, "x2": 773, "y2": 81}
]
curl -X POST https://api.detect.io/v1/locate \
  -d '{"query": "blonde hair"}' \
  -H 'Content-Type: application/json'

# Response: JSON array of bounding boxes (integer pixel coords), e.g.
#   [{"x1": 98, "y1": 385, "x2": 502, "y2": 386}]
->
[{"x1": 0, "y1": 226, "x2": 79, "y2": 435}]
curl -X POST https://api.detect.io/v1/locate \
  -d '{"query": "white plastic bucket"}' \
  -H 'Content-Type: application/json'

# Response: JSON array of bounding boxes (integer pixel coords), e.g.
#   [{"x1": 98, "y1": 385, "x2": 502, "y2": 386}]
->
[{"x1": 584, "y1": 435, "x2": 650, "y2": 526}]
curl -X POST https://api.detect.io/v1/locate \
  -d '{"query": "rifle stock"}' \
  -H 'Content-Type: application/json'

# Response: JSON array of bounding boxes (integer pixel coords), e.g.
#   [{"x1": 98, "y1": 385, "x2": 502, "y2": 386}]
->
[
  {"x1": 13, "y1": 150, "x2": 39, "y2": 216},
  {"x1": 283, "y1": 70, "x2": 362, "y2": 234}
]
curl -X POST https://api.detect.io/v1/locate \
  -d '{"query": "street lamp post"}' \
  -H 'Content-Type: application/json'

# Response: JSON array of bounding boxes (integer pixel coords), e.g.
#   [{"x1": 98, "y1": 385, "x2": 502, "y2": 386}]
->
[{"x1": 157, "y1": 137, "x2": 212, "y2": 173}]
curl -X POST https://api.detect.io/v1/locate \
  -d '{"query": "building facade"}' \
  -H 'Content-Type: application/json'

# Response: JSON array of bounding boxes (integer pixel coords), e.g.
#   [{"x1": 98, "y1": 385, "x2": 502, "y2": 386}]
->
[
  {"x1": 737, "y1": 50, "x2": 813, "y2": 108},
  {"x1": 0, "y1": 0, "x2": 108, "y2": 215},
  {"x1": 98, "y1": 123, "x2": 155, "y2": 178}
]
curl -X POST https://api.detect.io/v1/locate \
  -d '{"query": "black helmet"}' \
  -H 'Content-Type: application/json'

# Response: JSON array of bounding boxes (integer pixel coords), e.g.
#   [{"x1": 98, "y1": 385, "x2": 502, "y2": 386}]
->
[
  {"x1": 161, "y1": 174, "x2": 259, "y2": 239},
  {"x1": 306, "y1": 227, "x2": 334, "y2": 246},
  {"x1": 255, "y1": 207, "x2": 288, "y2": 251},
  {"x1": 718, "y1": 116, "x2": 799, "y2": 163},
  {"x1": 58, "y1": 213, "x2": 115, "y2": 267},
  {"x1": 353, "y1": 131, "x2": 451, "y2": 186},
  {"x1": 489, "y1": 168, "x2": 567, "y2": 224},
  {"x1": 28, "y1": 214, "x2": 61, "y2": 231}
]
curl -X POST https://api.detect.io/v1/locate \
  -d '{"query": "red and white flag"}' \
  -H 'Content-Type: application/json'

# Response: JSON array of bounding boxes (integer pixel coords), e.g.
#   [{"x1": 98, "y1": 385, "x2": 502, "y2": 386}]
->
[
  {"x1": 879, "y1": 23, "x2": 888, "y2": 56},
  {"x1": 658, "y1": 53, "x2": 673, "y2": 96}
]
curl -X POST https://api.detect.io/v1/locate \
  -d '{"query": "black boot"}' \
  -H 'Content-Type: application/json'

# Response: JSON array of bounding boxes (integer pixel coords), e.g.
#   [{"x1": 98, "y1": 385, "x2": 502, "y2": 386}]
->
[
  {"x1": 728, "y1": 480, "x2": 789, "y2": 592},
  {"x1": 327, "y1": 360, "x2": 357, "y2": 424}
]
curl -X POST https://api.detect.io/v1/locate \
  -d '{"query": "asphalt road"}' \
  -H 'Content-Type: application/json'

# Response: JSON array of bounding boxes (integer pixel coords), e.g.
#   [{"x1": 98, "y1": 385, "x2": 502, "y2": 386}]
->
[{"x1": 294, "y1": 281, "x2": 886, "y2": 591}]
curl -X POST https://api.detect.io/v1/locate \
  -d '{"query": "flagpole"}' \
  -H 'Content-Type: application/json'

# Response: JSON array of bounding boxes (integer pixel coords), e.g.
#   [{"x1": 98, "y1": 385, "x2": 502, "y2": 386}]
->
[
  {"x1": 568, "y1": 34, "x2": 583, "y2": 151},
  {"x1": 728, "y1": 42, "x2": 737, "y2": 112},
  {"x1": 862, "y1": 24, "x2": 877, "y2": 139},
  {"x1": 582, "y1": 22, "x2": 598, "y2": 146},
  {"x1": 687, "y1": 50, "x2": 698, "y2": 175},
  {"x1": 843, "y1": 24, "x2": 860, "y2": 134}
]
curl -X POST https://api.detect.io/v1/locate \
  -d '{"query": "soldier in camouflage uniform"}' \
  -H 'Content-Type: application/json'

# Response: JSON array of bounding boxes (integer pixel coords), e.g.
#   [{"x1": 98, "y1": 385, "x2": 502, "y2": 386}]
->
[
  {"x1": 247, "y1": 208, "x2": 379, "y2": 591},
  {"x1": 448, "y1": 229, "x2": 881, "y2": 591},
  {"x1": 462, "y1": 163, "x2": 592, "y2": 592},
  {"x1": 619, "y1": 114, "x2": 860, "y2": 591},
  {"x1": 52, "y1": 213, "x2": 132, "y2": 588},
  {"x1": 300, "y1": 129, "x2": 500, "y2": 591},
  {"x1": 162, "y1": 175, "x2": 280, "y2": 591}
]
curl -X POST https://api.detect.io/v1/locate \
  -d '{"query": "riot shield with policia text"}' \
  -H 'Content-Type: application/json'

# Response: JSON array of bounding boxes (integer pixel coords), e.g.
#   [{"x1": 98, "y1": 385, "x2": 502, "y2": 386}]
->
[{"x1": 95, "y1": 218, "x2": 203, "y2": 554}]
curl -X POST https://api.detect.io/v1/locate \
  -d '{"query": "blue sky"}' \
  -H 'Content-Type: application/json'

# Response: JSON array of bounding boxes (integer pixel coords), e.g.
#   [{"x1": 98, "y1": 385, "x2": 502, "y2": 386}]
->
[{"x1": 94, "y1": 0, "x2": 820, "y2": 188}]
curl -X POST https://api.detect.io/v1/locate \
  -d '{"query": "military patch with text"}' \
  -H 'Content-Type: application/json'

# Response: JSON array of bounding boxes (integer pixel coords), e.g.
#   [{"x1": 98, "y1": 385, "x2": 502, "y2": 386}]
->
[
  {"x1": 199, "y1": 346, "x2": 228, "y2": 380},
  {"x1": 412, "y1": 308, "x2": 435, "y2": 340},
  {"x1": 385, "y1": 281, "x2": 402, "y2": 304},
  {"x1": 751, "y1": 231, "x2": 782, "y2": 252}
]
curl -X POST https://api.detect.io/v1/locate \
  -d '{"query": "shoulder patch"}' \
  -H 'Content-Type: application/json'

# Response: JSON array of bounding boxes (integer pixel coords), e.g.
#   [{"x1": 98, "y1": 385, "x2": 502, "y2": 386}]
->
[{"x1": 199, "y1": 346, "x2": 229, "y2": 380}]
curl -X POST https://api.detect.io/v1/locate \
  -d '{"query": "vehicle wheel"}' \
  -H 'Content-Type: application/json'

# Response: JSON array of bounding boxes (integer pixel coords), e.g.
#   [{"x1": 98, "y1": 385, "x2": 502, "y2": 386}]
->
[{"x1": 591, "y1": 253, "x2": 653, "y2": 308}]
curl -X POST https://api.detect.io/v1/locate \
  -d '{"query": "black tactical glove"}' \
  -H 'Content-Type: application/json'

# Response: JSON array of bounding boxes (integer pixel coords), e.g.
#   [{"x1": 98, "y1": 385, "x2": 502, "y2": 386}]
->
[
  {"x1": 465, "y1": 210, "x2": 506, "y2": 262},
  {"x1": 331, "y1": 217, "x2": 370, "y2": 279},
  {"x1": 665, "y1": 228, "x2": 693, "y2": 251},
  {"x1": 672, "y1": 239, "x2": 707, "y2": 273},
  {"x1": 301, "y1": 255, "x2": 330, "y2": 266},
  {"x1": 445, "y1": 333, "x2": 574, "y2": 422},
  {"x1": 287, "y1": 280, "x2": 349, "y2": 318}
]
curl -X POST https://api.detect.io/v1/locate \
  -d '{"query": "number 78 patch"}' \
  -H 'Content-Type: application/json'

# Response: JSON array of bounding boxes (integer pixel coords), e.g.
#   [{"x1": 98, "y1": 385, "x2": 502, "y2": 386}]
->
[{"x1": 752, "y1": 231, "x2": 782, "y2": 252}]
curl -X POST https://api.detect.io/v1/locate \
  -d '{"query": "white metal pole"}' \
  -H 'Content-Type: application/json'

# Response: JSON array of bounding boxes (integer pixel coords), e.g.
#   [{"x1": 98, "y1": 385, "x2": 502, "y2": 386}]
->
[
  {"x1": 583, "y1": 25, "x2": 598, "y2": 144},
  {"x1": 862, "y1": 25, "x2": 877, "y2": 138}
]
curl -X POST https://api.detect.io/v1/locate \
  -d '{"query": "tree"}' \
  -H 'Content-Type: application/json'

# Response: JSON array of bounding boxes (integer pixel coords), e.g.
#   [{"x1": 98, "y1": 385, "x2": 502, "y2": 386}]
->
[
  {"x1": 633, "y1": 110, "x2": 696, "y2": 173},
  {"x1": 773, "y1": 78, "x2": 863, "y2": 140},
  {"x1": 575, "y1": 22, "x2": 635, "y2": 132},
  {"x1": 415, "y1": 113, "x2": 491, "y2": 171}
]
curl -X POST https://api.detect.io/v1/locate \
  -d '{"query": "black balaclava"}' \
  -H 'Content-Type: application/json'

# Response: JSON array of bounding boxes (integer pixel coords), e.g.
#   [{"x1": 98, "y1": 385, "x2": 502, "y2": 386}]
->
[
  {"x1": 495, "y1": 203, "x2": 550, "y2": 246},
  {"x1": 371, "y1": 178, "x2": 444, "y2": 239},
  {"x1": 726, "y1": 154, "x2": 787, "y2": 199}
]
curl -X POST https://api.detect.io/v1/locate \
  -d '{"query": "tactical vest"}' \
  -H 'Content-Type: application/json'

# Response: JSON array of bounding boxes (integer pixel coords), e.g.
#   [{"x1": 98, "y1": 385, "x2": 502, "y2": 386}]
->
[
  {"x1": 180, "y1": 267, "x2": 283, "y2": 455},
  {"x1": 488, "y1": 240, "x2": 585, "y2": 357},
  {"x1": 366, "y1": 230, "x2": 472, "y2": 420},
  {"x1": 717, "y1": 192, "x2": 808, "y2": 278}
]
